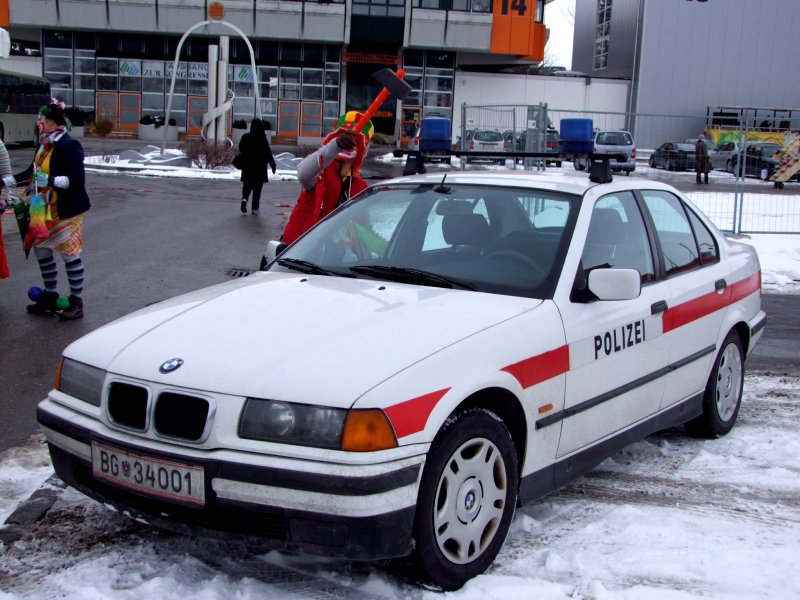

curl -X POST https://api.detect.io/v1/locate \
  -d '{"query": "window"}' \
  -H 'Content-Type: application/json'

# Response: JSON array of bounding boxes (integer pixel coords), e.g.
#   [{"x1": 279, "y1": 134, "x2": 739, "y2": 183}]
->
[
  {"x1": 641, "y1": 191, "x2": 701, "y2": 277},
  {"x1": 686, "y1": 208, "x2": 719, "y2": 266},
  {"x1": 583, "y1": 192, "x2": 655, "y2": 283},
  {"x1": 594, "y1": 0, "x2": 612, "y2": 70}
]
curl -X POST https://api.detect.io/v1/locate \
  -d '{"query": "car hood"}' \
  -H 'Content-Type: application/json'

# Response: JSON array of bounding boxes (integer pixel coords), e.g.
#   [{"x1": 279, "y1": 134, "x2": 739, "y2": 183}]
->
[{"x1": 65, "y1": 272, "x2": 543, "y2": 408}]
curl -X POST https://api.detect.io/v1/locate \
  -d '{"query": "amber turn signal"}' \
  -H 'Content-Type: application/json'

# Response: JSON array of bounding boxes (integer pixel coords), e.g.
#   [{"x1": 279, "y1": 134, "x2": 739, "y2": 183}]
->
[{"x1": 340, "y1": 409, "x2": 398, "y2": 452}]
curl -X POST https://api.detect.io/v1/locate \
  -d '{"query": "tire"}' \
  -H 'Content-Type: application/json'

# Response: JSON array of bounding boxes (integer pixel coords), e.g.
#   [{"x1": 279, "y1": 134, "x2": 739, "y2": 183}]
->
[
  {"x1": 649, "y1": 155, "x2": 655, "y2": 168},
  {"x1": 685, "y1": 330, "x2": 744, "y2": 439},
  {"x1": 573, "y1": 159, "x2": 585, "y2": 171},
  {"x1": 666, "y1": 158, "x2": 673, "y2": 171},
  {"x1": 405, "y1": 408, "x2": 518, "y2": 591}
]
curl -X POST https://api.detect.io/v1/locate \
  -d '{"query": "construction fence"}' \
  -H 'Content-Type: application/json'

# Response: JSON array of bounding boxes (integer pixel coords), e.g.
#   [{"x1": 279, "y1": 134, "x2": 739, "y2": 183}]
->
[{"x1": 458, "y1": 103, "x2": 800, "y2": 234}]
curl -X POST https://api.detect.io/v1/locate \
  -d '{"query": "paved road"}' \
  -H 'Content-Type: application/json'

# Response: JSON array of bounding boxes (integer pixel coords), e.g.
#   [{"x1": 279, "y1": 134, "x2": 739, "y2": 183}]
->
[{"x1": 0, "y1": 143, "x2": 796, "y2": 454}]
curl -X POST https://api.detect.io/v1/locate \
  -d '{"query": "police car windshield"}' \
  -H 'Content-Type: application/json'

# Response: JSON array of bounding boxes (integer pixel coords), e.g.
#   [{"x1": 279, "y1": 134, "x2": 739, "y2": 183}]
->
[{"x1": 274, "y1": 183, "x2": 580, "y2": 299}]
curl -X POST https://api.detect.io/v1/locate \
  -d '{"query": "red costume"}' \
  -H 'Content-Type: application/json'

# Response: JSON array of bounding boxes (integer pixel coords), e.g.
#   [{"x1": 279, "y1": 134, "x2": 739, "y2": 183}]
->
[{"x1": 283, "y1": 113, "x2": 372, "y2": 244}]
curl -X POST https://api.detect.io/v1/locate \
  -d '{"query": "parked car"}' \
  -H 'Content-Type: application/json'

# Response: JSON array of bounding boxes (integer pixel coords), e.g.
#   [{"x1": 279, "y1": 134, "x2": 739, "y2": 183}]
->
[
  {"x1": 516, "y1": 128, "x2": 562, "y2": 166},
  {"x1": 728, "y1": 142, "x2": 784, "y2": 178},
  {"x1": 649, "y1": 141, "x2": 697, "y2": 171},
  {"x1": 574, "y1": 129, "x2": 636, "y2": 174},
  {"x1": 728, "y1": 142, "x2": 800, "y2": 186},
  {"x1": 38, "y1": 169, "x2": 765, "y2": 591},
  {"x1": 711, "y1": 140, "x2": 742, "y2": 171},
  {"x1": 466, "y1": 129, "x2": 504, "y2": 163}
]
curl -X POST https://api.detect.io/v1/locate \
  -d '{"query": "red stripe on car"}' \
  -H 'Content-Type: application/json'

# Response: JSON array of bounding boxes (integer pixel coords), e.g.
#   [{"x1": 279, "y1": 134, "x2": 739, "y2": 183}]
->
[
  {"x1": 501, "y1": 345, "x2": 570, "y2": 389},
  {"x1": 663, "y1": 272, "x2": 761, "y2": 333},
  {"x1": 385, "y1": 388, "x2": 450, "y2": 438}
]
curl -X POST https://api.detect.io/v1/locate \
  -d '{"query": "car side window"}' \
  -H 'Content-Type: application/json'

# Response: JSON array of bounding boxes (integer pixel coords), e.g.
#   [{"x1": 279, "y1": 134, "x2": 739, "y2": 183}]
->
[
  {"x1": 685, "y1": 207, "x2": 719, "y2": 266},
  {"x1": 582, "y1": 192, "x2": 655, "y2": 283},
  {"x1": 640, "y1": 190, "x2": 701, "y2": 277}
]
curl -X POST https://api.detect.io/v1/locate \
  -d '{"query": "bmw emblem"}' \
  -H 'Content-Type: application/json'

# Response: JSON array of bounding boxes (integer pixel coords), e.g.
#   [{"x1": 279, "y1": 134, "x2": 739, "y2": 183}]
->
[{"x1": 159, "y1": 358, "x2": 184, "y2": 374}]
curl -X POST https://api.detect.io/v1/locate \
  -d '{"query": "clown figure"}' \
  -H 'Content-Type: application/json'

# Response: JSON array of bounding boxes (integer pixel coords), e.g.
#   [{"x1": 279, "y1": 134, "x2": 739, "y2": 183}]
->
[{"x1": 282, "y1": 111, "x2": 373, "y2": 244}]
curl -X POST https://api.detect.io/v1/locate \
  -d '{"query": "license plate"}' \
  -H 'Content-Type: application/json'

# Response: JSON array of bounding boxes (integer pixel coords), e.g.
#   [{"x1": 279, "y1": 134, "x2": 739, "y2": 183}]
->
[{"x1": 91, "y1": 441, "x2": 205, "y2": 506}]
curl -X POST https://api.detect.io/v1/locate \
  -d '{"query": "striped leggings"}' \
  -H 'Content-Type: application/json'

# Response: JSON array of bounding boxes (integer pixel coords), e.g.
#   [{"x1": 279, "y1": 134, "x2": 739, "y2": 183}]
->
[{"x1": 33, "y1": 247, "x2": 84, "y2": 298}]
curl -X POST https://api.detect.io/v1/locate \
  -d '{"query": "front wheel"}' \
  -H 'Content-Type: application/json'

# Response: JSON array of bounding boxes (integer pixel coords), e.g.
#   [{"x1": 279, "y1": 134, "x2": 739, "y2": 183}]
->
[
  {"x1": 405, "y1": 408, "x2": 518, "y2": 591},
  {"x1": 685, "y1": 330, "x2": 744, "y2": 438}
]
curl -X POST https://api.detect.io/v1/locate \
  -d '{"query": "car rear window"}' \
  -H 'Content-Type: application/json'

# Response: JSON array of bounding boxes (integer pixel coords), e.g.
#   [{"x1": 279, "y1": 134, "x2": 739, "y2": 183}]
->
[
  {"x1": 676, "y1": 144, "x2": 695, "y2": 151},
  {"x1": 475, "y1": 131, "x2": 503, "y2": 142},
  {"x1": 596, "y1": 131, "x2": 633, "y2": 145}
]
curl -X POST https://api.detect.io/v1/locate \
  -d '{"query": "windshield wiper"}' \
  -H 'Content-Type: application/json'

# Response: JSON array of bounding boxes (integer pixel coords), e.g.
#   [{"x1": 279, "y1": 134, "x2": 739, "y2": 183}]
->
[
  {"x1": 350, "y1": 265, "x2": 475, "y2": 290},
  {"x1": 277, "y1": 258, "x2": 351, "y2": 277}
]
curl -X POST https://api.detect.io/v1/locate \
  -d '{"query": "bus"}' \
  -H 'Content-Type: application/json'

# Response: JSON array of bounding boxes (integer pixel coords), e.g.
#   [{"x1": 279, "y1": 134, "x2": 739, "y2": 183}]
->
[{"x1": 0, "y1": 69, "x2": 51, "y2": 145}]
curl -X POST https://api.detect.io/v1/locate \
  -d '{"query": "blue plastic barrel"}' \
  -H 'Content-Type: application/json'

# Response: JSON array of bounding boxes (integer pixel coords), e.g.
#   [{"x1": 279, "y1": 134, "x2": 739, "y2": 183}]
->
[
  {"x1": 420, "y1": 117, "x2": 451, "y2": 152},
  {"x1": 559, "y1": 118, "x2": 594, "y2": 154}
]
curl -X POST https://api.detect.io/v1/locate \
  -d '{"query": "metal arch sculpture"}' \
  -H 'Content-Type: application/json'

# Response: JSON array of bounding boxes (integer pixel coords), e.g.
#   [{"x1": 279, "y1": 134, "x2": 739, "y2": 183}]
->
[{"x1": 161, "y1": 19, "x2": 261, "y2": 156}]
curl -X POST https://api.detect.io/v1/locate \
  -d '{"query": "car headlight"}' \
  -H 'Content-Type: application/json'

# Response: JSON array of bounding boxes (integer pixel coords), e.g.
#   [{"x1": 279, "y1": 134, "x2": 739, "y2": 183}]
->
[
  {"x1": 239, "y1": 399, "x2": 398, "y2": 451},
  {"x1": 56, "y1": 358, "x2": 106, "y2": 407},
  {"x1": 240, "y1": 399, "x2": 347, "y2": 449}
]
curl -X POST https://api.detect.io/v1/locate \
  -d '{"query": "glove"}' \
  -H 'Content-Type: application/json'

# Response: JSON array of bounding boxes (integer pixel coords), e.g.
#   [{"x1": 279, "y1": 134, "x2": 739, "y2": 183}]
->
[
  {"x1": 35, "y1": 171, "x2": 50, "y2": 187},
  {"x1": 336, "y1": 131, "x2": 357, "y2": 151}
]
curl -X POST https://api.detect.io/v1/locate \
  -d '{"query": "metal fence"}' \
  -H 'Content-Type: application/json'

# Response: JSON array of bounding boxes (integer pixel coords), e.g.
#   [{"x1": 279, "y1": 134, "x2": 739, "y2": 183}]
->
[{"x1": 458, "y1": 103, "x2": 800, "y2": 234}]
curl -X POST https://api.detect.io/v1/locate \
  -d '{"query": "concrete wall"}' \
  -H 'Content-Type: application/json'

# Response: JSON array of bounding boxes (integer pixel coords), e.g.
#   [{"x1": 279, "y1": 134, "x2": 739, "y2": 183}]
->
[{"x1": 573, "y1": 0, "x2": 639, "y2": 79}]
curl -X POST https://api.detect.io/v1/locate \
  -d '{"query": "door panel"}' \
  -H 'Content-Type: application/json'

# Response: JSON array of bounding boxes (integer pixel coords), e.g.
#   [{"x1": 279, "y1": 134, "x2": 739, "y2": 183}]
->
[
  {"x1": 96, "y1": 92, "x2": 118, "y2": 129},
  {"x1": 278, "y1": 101, "x2": 300, "y2": 139},
  {"x1": 558, "y1": 192, "x2": 669, "y2": 457},
  {"x1": 300, "y1": 102, "x2": 322, "y2": 138},
  {"x1": 188, "y1": 96, "x2": 207, "y2": 134},
  {"x1": 119, "y1": 93, "x2": 140, "y2": 130}
]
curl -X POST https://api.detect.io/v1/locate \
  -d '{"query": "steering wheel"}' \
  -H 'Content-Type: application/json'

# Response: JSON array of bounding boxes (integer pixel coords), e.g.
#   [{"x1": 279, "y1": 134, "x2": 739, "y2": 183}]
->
[{"x1": 486, "y1": 249, "x2": 547, "y2": 278}]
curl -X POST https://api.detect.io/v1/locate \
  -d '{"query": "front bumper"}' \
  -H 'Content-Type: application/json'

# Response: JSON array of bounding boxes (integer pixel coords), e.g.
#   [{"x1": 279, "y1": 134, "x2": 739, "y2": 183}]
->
[{"x1": 37, "y1": 399, "x2": 423, "y2": 560}]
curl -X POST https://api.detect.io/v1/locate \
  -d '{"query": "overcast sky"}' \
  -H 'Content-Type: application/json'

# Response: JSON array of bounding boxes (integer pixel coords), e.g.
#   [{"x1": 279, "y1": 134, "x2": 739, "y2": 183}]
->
[{"x1": 544, "y1": 0, "x2": 576, "y2": 70}]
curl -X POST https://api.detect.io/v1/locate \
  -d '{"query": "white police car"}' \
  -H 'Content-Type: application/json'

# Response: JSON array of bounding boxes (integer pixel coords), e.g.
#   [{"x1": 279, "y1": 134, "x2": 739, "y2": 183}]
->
[{"x1": 37, "y1": 169, "x2": 765, "y2": 590}]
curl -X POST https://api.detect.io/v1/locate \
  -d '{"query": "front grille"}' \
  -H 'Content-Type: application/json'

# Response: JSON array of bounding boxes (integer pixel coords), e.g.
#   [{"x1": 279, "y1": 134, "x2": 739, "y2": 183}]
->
[
  {"x1": 154, "y1": 392, "x2": 210, "y2": 441},
  {"x1": 107, "y1": 382, "x2": 149, "y2": 430}
]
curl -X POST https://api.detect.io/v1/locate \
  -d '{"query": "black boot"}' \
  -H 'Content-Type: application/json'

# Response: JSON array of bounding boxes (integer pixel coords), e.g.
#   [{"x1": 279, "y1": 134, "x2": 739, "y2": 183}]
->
[
  {"x1": 26, "y1": 290, "x2": 59, "y2": 314},
  {"x1": 57, "y1": 295, "x2": 83, "y2": 321},
  {"x1": 240, "y1": 200, "x2": 247, "y2": 213}
]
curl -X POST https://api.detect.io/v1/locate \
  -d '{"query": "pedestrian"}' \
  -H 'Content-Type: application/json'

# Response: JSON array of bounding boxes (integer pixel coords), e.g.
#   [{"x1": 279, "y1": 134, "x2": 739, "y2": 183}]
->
[
  {"x1": 0, "y1": 138, "x2": 12, "y2": 279},
  {"x1": 695, "y1": 135, "x2": 710, "y2": 184},
  {"x1": 237, "y1": 118, "x2": 277, "y2": 215},
  {"x1": 282, "y1": 111, "x2": 373, "y2": 244},
  {"x1": 0, "y1": 97, "x2": 91, "y2": 319}
]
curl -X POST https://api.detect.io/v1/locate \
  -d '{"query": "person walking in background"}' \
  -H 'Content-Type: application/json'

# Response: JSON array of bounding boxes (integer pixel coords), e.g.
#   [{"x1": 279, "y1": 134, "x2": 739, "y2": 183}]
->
[
  {"x1": 237, "y1": 118, "x2": 276, "y2": 215},
  {"x1": 282, "y1": 111, "x2": 373, "y2": 244},
  {"x1": 0, "y1": 139, "x2": 12, "y2": 279},
  {"x1": 0, "y1": 98, "x2": 91, "y2": 319},
  {"x1": 695, "y1": 135, "x2": 710, "y2": 184}
]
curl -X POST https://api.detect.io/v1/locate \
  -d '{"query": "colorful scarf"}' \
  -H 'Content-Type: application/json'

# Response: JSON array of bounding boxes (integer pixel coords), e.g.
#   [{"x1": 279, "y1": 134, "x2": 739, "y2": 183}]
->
[{"x1": 39, "y1": 126, "x2": 67, "y2": 149}]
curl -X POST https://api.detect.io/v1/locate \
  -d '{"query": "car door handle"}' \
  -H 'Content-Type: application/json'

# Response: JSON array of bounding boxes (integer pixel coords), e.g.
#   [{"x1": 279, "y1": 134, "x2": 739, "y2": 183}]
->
[
  {"x1": 715, "y1": 279, "x2": 727, "y2": 293},
  {"x1": 651, "y1": 300, "x2": 668, "y2": 314}
]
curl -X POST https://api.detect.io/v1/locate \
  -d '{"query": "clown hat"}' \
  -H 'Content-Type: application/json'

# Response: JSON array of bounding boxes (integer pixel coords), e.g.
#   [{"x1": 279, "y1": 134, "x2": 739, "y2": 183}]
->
[{"x1": 335, "y1": 111, "x2": 374, "y2": 140}]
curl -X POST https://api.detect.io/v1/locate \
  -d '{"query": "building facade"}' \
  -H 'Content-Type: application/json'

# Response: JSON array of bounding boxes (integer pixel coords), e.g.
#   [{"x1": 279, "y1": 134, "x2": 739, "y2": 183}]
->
[
  {"x1": 572, "y1": 0, "x2": 800, "y2": 147},
  {"x1": 0, "y1": 0, "x2": 553, "y2": 143}
]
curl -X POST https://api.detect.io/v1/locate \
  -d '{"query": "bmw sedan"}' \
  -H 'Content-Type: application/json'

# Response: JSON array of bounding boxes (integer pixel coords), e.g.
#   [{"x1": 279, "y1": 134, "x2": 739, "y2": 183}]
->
[{"x1": 38, "y1": 169, "x2": 765, "y2": 591}]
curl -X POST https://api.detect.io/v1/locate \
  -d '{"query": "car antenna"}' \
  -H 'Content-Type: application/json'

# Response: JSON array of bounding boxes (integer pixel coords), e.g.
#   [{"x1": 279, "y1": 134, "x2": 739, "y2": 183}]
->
[{"x1": 434, "y1": 174, "x2": 450, "y2": 193}]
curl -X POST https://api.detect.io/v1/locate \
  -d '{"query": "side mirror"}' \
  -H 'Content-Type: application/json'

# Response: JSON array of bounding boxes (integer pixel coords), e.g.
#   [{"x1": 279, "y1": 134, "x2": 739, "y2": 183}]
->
[
  {"x1": 588, "y1": 268, "x2": 641, "y2": 301},
  {"x1": 260, "y1": 240, "x2": 288, "y2": 270}
]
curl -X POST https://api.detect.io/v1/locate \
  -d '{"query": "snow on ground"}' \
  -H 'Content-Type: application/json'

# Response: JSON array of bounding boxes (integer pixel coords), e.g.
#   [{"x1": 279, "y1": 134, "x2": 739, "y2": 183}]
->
[
  {"x1": 1, "y1": 375, "x2": 798, "y2": 599},
  {"x1": 1, "y1": 148, "x2": 798, "y2": 599}
]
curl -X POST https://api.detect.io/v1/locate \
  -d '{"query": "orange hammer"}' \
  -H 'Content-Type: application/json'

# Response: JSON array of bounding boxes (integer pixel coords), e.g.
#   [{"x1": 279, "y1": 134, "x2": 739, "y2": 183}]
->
[{"x1": 354, "y1": 68, "x2": 412, "y2": 133}]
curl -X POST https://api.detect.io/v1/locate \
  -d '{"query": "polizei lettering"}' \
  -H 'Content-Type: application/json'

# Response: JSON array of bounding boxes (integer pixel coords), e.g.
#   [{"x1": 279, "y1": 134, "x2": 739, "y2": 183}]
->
[{"x1": 594, "y1": 319, "x2": 646, "y2": 359}]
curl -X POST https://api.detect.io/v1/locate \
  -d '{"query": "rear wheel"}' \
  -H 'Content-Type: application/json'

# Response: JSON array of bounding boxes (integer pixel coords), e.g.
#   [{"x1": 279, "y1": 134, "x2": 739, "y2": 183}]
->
[
  {"x1": 404, "y1": 408, "x2": 518, "y2": 591},
  {"x1": 685, "y1": 330, "x2": 744, "y2": 439},
  {"x1": 649, "y1": 155, "x2": 656, "y2": 168}
]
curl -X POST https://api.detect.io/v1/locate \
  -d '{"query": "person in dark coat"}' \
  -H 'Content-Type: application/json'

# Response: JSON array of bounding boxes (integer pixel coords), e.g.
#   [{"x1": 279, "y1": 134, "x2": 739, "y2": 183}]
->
[
  {"x1": 237, "y1": 118, "x2": 277, "y2": 214},
  {"x1": 0, "y1": 98, "x2": 91, "y2": 319},
  {"x1": 695, "y1": 135, "x2": 710, "y2": 184}
]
